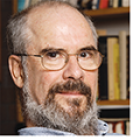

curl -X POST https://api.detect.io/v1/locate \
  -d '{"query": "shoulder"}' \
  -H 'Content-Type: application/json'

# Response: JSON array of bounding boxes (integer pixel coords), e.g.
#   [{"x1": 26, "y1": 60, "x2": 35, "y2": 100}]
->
[
  {"x1": 98, "y1": 119, "x2": 125, "y2": 136},
  {"x1": 105, "y1": 133, "x2": 125, "y2": 136}
]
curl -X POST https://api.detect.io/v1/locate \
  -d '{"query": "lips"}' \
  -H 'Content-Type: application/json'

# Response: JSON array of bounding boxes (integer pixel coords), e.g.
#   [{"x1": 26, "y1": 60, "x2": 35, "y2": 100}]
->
[{"x1": 58, "y1": 91, "x2": 82, "y2": 96}]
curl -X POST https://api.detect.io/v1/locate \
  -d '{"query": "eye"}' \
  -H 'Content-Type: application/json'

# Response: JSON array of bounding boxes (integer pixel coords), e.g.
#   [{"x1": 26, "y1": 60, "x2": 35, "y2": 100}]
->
[
  {"x1": 44, "y1": 50, "x2": 65, "y2": 62},
  {"x1": 79, "y1": 51, "x2": 91, "y2": 58},
  {"x1": 47, "y1": 51, "x2": 60, "y2": 58}
]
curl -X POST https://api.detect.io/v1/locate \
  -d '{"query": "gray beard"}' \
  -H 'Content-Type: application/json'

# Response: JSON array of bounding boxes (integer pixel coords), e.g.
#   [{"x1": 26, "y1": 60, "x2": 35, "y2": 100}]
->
[{"x1": 21, "y1": 73, "x2": 99, "y2": 135}]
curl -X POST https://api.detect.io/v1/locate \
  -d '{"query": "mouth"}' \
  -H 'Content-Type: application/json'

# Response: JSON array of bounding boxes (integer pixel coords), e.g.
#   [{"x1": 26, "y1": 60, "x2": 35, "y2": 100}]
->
[{"x1": 58, "y1": 91, "x2": 83, "y2": 97}]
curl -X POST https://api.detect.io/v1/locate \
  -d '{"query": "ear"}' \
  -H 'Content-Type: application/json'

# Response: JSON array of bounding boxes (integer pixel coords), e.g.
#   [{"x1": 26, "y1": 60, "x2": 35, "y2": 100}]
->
[{"x1": 8, "y1": 55, "x2": 24, "y2": 88}]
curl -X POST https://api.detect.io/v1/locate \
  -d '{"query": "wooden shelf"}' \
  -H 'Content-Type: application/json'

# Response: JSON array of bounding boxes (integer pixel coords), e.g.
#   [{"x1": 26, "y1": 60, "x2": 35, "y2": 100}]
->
[
  {"x1": 13, "y1": 0, "x2": 18, "y2": 14},
  {"x1": 97, "y1": 99, "x2": 130, "y2": 106},
  {"x1": 82, "y1": 7, "x2": 129, "y2": 17}
]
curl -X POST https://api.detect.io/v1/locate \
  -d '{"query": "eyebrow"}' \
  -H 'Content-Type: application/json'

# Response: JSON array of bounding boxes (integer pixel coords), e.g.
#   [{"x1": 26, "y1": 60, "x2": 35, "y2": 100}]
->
[
  {"x1": 39, "y1": 45, "x2": 97, "y2": 54},
  {"x1": 80, "y1": 46, "x2": 97, "y2": 51},
  {"x1": 39, "y1": 47, "x2": 64, "y2": 54}
]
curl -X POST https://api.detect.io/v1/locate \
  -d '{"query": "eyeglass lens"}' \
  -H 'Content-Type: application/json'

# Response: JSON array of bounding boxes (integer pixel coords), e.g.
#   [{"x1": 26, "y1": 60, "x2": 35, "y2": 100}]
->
[{"x1": 41, "y1": 49, "x2": 102, "y2": 70}]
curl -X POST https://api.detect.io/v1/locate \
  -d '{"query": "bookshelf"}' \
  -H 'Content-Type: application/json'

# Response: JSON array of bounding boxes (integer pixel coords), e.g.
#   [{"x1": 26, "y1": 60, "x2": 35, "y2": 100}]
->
[
  {"x1": 82, "y1": 7, "x2": 130, "y2": 107},
  {"x1": 97, "y1": 99, "x2": 130, "y2": 109},
  {"x1": 82, "y1": 7, "x2": 129, "y2": 17},
  {"x1": 81, "y1": 8, "x2": 129, "y2": 107},
  {"x1": 97, "y1": 99, "x2": 129, "y2": 106},
  {"x1": 81, "y1": 4, "x2": 130, "y2": 135}
]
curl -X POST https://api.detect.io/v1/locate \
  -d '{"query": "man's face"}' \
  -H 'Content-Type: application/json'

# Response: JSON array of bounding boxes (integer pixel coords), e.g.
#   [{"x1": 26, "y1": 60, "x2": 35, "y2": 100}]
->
[{"x1": 24, "y1": 6, "x2": 98, "y2": 126}]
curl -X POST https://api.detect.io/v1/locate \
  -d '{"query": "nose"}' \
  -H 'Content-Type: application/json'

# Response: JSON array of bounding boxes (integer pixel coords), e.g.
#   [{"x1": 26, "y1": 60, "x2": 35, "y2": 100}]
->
[{"x1": 62, "y1": 55, "x2": 84, "y2": 80}]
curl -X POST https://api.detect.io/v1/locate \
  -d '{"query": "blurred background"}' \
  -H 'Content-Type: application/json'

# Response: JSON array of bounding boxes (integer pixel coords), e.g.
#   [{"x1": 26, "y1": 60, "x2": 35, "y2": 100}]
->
[{"x1": 0, "y1": 0, "x2": 130, "y2": 135}]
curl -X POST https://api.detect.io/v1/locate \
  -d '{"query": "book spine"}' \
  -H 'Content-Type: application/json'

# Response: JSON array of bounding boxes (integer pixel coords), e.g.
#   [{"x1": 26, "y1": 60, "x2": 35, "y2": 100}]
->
[
  {"x1": 103, "y1": 119, "x2": 130, "y2": 135},
  {"x1": 107, "y1": 38, "x2": 118, "y2": 100},
  {"x1": 108, "y1": 123, "x2": 113, "y2": 133},
  {"x1": 118, "y1": 0, "x2": 122, "y2": 7},
  {"x1": 98, "y1": 37, "x2": 108, "y2": 100},
  {"x1": 24, "y1": 0, "x2": 30, "y2": 9},
  {"x1": 69, "y1": 0, "x2": 78, "y2": 7},
  {"x1": 92, "y1": 0, "x2": 98, "y2": 10},
  {"x1": 99, "y1": 0, "x2": 109, "y2": 9},
  {"x1": 126, "y1": 36, "x2": 130, "y2": 99},
  {"x1": 29, "y1": 0, "x2": 41, "y2": 6},
  {"x1": 126, "y1": 121, "x2": 130, "y2": 135},
  {"x1": 115, "y1": 121, "x2": 125, "y2": 134},
  {"x1": 119, "y1": 31, "x2": 127, "y2": 100},
  {"x1": 122, "y1": 0, "x2": 129, "y2": 7},
  {"x1": 109, "y1": 0, "x2": 113, "y2": 7},
  {"x1": 113, "y1": 42, "x2": 120, "y2": 100},
  {"x1": 18, "y1": 0, "x2": 26, "y2": 12},
  {"x1": 113, "y1": 0, "x2": 119, "y2": 8},
  {"x1": 96, "y1": 0, "x2": 101, "y2": 9}
]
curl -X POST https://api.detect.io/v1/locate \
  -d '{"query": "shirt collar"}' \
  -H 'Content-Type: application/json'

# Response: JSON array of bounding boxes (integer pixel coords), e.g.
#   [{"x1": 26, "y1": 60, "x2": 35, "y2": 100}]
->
[{"x1": 18, "y1": 119, "x2": 109, "y2": 135}]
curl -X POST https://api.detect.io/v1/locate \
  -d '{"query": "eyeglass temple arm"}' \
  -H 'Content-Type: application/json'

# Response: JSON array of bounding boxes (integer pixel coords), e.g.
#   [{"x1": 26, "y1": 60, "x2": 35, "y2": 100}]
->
[{"x1": 14, "y1": 54, "x2": 42, "y2": 57}]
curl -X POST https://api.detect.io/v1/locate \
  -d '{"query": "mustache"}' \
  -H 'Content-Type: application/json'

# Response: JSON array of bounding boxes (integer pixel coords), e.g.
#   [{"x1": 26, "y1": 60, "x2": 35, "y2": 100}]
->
[{"x1": 48, "y1": 80, "x2": 92, "y2": 97}]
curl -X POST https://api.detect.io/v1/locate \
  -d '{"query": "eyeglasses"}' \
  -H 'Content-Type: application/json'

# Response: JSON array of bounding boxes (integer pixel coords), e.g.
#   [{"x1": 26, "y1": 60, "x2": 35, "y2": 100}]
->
[{"x1": 14, "y1": 46, "x2": 104, "y2": 71}]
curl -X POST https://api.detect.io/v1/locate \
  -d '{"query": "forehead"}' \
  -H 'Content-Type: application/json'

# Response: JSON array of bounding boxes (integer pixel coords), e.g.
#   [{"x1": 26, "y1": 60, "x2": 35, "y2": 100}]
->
[{"x1": 27, "y1": 5, "x2": 95, "y2": 53}]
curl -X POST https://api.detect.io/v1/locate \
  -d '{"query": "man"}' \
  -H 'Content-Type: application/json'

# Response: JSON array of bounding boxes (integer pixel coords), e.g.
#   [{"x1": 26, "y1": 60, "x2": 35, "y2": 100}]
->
[{"x1": 7, "y1": 0, "x2": 119, "y2": 136}]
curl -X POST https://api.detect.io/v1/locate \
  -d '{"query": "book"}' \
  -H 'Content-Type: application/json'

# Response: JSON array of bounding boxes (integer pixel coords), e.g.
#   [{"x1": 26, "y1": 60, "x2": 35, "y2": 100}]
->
[
  {"x1": 86, "y1": 0, "x2": 92, "y2": 9},
  {"x1": 126, "y1": 121, "x2": 130, "y2": 135},
  {"x1": 96, "y1": 0, "x2": 101, "y2": 9},
  {"x1": 69, "y1": 0, "x2": 78, "y2": 7},
  {"x1": 99, "y1": 0, "x2": 109, "y2": 9},
  {"x1": 126, "y1": 36, "x2": 130, "y2": 99},
  {"x1": 122, "y1": 0, "x2": 129, "y2": 7},
  {"x1": 118, "y1": 0, "x2": 122, "y2": 7},
  {"x1": 24, "y1": 0, "x2": 30, "y2": 9},
  {"x1": 98, "y1": 34, "x2": 129, "y2": 101},
  {"x1": 18, "y1": 0, "x2": 32, "y2": 11},
  {"x1": 108, "y1": 123, "x2": 113, "y2": 133},
  {"x1": 113, "y1": 0, "x2": 119, "y2": 8},
  {"x1": 113, "y1": 42, "x2": 120, "y2": 100},
  {"x1": 115, "y1": 121, "x2": 125, "y2": 134},
  {"x1": 114, "y1": 39, "x2": 120, "y2": 100},
  {"x1": 107, "y1": 37, "x2": 119, "y2": 100},
  {"x1": 98, "y1": 36, "x2": 109, "y2": 100},
  {"x1": 101, "y1": 118, "x2": 130, "y2": 135},
  {"x1": 108, "y1": 0, "x2": 113, "y2": 8},
  {"x1": 119, "y1": 31, "x2": 127, "y2": 100},
  {"x1": 92, "y1": 0, "x2": 98, "y2": 10},
  {"x1": 29, "y1": 0, "x2": 41, "y2": 6},
  {"x1": 81, "y1": 0, "x2": 92, "y2": 9},
  {"x1": 18, "y1": 0, "x2": 26, "y2": 12},
  {"x1": 98, "y1": 36, "x2": 120, "y2": 100}
]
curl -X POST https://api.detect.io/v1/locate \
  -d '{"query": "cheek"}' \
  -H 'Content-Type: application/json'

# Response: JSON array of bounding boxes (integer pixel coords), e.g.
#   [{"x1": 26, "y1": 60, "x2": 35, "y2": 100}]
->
[
  {"x1": 85, "y1": 70, "x2": 98, "y2": 100},
  {"x1": 27, "y1": 60, "x2": 63, "y2": 104},
  {"x1": 41, "y1": 71, "x2": 62, "y2": 86},
  {"x1": 37, "y1": 71, "x2": 63, "y2": 102}
]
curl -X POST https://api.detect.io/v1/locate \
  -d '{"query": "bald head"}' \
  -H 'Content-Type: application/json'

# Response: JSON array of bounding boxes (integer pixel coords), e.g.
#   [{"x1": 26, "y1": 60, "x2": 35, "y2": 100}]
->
[
  {"x1": 27, "y1": 3, "x2": 96, "y2": 53},
  {"x1": 7, "y1": 0, "x2": 97, "y2": 55}
]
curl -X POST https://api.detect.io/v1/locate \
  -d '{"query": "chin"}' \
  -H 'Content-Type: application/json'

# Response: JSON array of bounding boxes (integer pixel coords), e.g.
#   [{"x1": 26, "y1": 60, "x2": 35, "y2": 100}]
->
[{"x1": 54, "y1": 94, "x2": 87, "y2": 117}]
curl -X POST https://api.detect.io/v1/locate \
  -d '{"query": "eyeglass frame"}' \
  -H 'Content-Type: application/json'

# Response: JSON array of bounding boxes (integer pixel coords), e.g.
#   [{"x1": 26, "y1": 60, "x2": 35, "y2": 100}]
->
[{"x1": 14, "y1": 46, "x2": 104, "y2": 71}]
